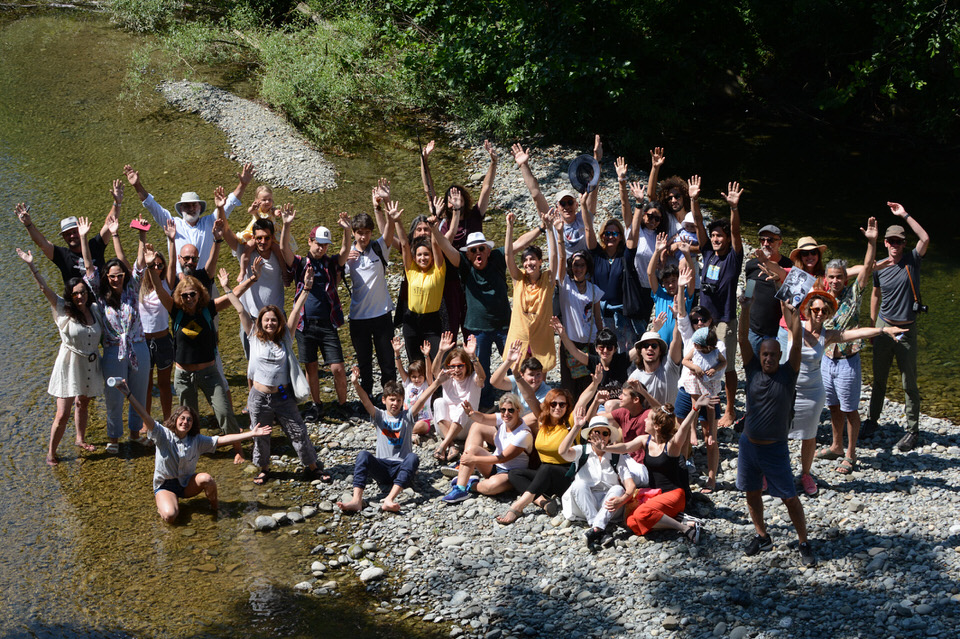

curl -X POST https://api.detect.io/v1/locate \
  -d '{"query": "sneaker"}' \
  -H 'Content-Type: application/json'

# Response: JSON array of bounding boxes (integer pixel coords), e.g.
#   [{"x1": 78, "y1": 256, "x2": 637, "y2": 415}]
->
[
  {"x1": 800, "y1": 473, "x2": 818, "y2": 497},
  {"x1": 859, "y1": 418, "x2": 878, "y2": 439},
  {"x1": 441, "y1": 463, "x2": 460, "y2": 478},
  {"x1": 897, "y1": 431, "x2": 921, "y2": 452},
  {"x1": 744, "y1": 533, "x2": 773, "y2": 556},
  {"x1": 465, "y1": 476, "x2": 480, "y2": 492},
  {"x1": 441, "y1": 485, "x2": 471, "y2": 504},
  {"x1": 798, "y1": 541, "x2": 817, "y2": 566},
  {"x1": 302, "y1": 402, "x2": 321, "y2": 423}
]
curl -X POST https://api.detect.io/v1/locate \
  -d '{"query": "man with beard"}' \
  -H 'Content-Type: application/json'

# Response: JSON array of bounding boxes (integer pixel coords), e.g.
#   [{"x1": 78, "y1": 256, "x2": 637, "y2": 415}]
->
[
  {"x1": 15, "y1": 203, "x2": 113, "y2": 286},
  {"x1": 743, "y1": 224, "x2": 793, "y2": 357}
]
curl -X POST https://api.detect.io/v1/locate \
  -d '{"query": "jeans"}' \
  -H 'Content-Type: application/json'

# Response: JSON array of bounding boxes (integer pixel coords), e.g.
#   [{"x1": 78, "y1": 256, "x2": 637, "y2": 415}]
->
[
  {"x1": 604, "y1": 306, "x2": 644, "y2": 353},
  {"x1": 352, "y1": 450, "x2": 419, "y2": 489},
  {"x1": 472, "y1": 328, "x2": 507, "y2": 407},
  {"x1": 869, "y1": 318, "x2": 920, "y2": 433},
  {"x1": 349, "y1": 312, "x2": 397, "y2": 398},
  {"x1": 102, "y1": 341, "x2": 150, "y2": 439},
  {"x1": 173, "y1": 364, "x2": 240, "y2": 435},
  {"x1": 247, "y1": 388, "x2": 318, "y2": 469}
]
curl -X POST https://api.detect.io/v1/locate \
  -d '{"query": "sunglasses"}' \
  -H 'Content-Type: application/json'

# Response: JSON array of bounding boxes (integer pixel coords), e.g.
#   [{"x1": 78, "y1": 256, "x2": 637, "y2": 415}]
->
[
  {"x1": 449, "y1": 363, "x2": 466, "y2": 370},
  {"x1": 808, "y1": 306, "x2": 830, "y2": 314},
  {"x1": 593, "y1": 430, "x2": 611, "y2": 438},
  {"x1": 467, "y1": 246, "x2": 487, "y2": 254},
  {"x1": 690, "y1": 315, "x2": 708, "y2": 325},
  {"x1": 181, "y1": 291, "x2": 198, "y2": 299},
  {"x1": 640, "y1": 342, "x2": 660, "y2": 349},
  {"x1": 559, "y1": 199, "x2": 577, "y2": 207},
  {"x1": 797, "y1": 249, "x2": 820, "y2": 258},
  {"x1": 549, "y1": 401, "x2": 567, "y2": 408},
  {"x1": 886, "y1": 238, "x2": 905, "y2": 245},
  {"x1": 666, "y1": 193, "x2": 683, "y2": 201},
  {"x1": 758, "y1": 236, "x2": 779, "y2": 244},
  {"x1": 603, "y1": 231, "x2": 620, "y2": 238},
  {"x1": 645, "y1": 213, "x2": 662, "y2": 221},
  {"x1": 151, "y1": 262, "x2": 165, "y2": 269},
  {"x1": 500, "y1": 407, "x2": 517, "y2": 414}
]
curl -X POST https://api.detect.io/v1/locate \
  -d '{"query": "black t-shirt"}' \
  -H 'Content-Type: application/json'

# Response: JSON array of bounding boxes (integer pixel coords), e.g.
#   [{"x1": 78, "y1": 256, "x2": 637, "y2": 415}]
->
[
  {"x1": 590, "y1": 246, "x2": 625, "y2": 307},
  {"x1": 51, "y1": 235, "x2": 107, "y2": 286},
  {"x1": 587, "y1": 351, "x2": 631, "y2": 395},
  {"x1": 743, "y1": 358, "x2": 798, "y2": 441},
  {"x1": 460, "y1": 248, "x2": 510, "y2": 332},
  {"x1": 744, "y1": 254, "x2": 792, "y2": 336},
  {"x1": 700, "y1": 247, "x2": 743, "y2": 323},
  {"x1": 172, "y1": 301, "x2": 219, "y2": 365}
]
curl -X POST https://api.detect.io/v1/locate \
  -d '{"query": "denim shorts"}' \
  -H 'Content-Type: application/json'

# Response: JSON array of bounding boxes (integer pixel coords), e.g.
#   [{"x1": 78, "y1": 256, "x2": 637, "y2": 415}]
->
[
  {"x1": 154, "y1": 475, "x2": 194, "y2": 498},
  {"x1": 822, "y1": 353, "x2": 862, "y2": 413},
  {"x1": 147, "y1": 333, "x2": 175, "y2": 371}
]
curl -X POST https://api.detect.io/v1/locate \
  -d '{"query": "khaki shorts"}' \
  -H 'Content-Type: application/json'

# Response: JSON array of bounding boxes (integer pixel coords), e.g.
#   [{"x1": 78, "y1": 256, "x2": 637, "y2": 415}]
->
[{"x1": 715, "y1": 317, "x2": 738, "y2": 374}]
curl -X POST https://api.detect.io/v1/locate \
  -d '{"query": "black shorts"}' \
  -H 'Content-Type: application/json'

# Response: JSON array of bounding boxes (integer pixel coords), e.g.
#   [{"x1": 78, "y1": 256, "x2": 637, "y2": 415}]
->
[
  {"x1": 296, "y1": 319, "x2": 345, "y2": 366},
  {"x1": 147, "y1": 334, "x2": 175, "y2": 371}
]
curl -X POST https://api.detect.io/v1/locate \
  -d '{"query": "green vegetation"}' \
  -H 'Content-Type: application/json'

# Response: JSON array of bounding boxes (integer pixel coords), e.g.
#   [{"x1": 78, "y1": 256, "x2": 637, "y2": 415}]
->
[{"x1": 109, "y1": 0, "x2": 960, "y2": 149}]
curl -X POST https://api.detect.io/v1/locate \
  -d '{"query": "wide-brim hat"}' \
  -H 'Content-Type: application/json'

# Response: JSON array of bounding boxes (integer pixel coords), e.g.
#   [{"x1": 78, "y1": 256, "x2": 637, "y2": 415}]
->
[
  {"x1": 568, "y1": 154, "x2": 600, "y2": 194},
  {"x1": 459, "y1": 231, "x2": 495, "y2": 252},
  {"x1": 635, "y1": 331, "x2": 668, "y2": 355},
  {"x1": 582, "y1": 415, "x2": 623, "y2": 444},
  {"x1": 789, "y1": 236, "x2": 827, "y2": 262},
  {"x1": 60, "y1": 216, "x2": 79, "y2": 234},
  {"x1": 174, "y1": 192, "x2": 207, "y2": 216},
  {"x1": 799, "y1": 289, "x2": 838, "y2": 317}
]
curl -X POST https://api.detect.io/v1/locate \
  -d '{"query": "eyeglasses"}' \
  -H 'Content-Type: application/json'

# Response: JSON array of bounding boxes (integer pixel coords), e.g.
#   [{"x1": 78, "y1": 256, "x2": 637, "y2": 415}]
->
[
  {"x1": 449, "y1": 363, "x2": 466, "y2": 369},
  {"x1": 181, "y1": 291, "x2": 198, "y2": 299},
  {"x1": 798, "y1": 249, "x2": 819, "y2": 258},
  {"x1": 500, "y1": 407, "x2": 517, "y2": 414},
  {"x1": 758, "y1": 236, "x2": 779, "y2": 244},
  {"x1": 593, "y1": 430, "x2": 611, "y2": 438},
  {"x1": 549, "y1": 401, "x2": 567, "y2": 408},
  {"x1": 603, "y1": 231, "x2": 620, "y2": 238},
  {"x1": 886, "y1": 238, "x2": 905, "y2": 245}
]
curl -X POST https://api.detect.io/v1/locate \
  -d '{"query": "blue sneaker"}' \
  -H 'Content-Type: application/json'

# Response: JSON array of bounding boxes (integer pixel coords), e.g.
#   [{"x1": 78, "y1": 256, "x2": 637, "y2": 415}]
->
[
  {"x1": 442, "y1": 485, "x2": 471, "y2": 504},
  {"x1": 465, "y1": 476, "x2": 480, "y2": 492}
]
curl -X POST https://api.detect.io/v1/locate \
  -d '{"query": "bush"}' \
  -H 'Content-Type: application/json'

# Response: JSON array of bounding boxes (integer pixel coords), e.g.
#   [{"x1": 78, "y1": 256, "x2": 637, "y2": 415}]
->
[{"x1": 109, "y1": 0, "x2": 184, "y2": 33}]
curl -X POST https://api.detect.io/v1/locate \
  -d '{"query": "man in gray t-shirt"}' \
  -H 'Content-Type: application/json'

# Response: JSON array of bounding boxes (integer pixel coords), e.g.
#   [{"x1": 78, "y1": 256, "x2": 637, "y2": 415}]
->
[
  {"x1": 735, "y1": 296, "x2": 816, "y2": 566},
  {"x1": 864, "y1": 203, "x2": 930, "y2": 452}
]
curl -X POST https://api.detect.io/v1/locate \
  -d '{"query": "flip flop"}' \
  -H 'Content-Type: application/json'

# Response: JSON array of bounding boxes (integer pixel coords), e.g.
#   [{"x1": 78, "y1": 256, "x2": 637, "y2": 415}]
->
[
  {"x1": 496, "y1": 507, "x2": 523, "y2": 525},
  {"x1": 253, "y1": 471, "x2": 270, "y2": 486},
  {"x1": 445, "y1": 444, "x2": 461, "y2": 463},
  {"x1": 835, "y1": 457, "x2": 856, "y2": 475},
  {"x1": 815, "y1": 447, "x2": 842, "y2": 461}
]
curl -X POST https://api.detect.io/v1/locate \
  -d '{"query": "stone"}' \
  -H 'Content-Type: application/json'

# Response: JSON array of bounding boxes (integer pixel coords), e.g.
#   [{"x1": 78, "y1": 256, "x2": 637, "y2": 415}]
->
[
  {"x1": 441, "y1": 536, "x2": 467, "y2": 548},
  {"x1": 359, "y1": 567, "x2": 385, "y2": 583},
  {"x1": 294, "y1": 581, "x2": 313, "y2": 592},
  {"x1": 254, "y1": 515, "x2": 278, "y2": 531},
  {"x1": 287, "y1": 511, "x2": 305, "y2": 523},
  {"x1": 347, "y1": 544, "x2": 365, "y2": 560},
  {"x1": 729, "y1": 627, "x2": 748, "y2": 639},
  {"x1": 662, "y1": 616, "x2": 679, "y2": 630}
]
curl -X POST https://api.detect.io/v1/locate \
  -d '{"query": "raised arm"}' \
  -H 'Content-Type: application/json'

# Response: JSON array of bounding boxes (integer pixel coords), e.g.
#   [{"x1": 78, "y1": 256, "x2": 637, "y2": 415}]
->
[
  {"x1": 17, "y1": 249, "x2": 58, "y2": 308},
  {"x1": 668, "y1": 395, "x2": 717, "y2": 456},
  {"x1": 232, "y1": 162, "x2": 254, "y2": 201},
  {"x1": 690, "y1": 176, "x2": 707, "y2": 250},
  {"x1": 491, "y1": 338, "x2": 523, "y2": 391},
  {"x1": 583, "y1": 189, "x2": 598, "y2": 251},
  {"x1": 574, "y1": 364, "x2": 605, "y2": 414},
  {"x1": 142, "y1": 244, "x2": 174, "y2": 312},
  {"x1": 350, "y1": 366, "x2": 379, "y2": 418},
  {"x1": 409, "y1": 369, "x2": 449, "y2": 419},
  {"x1": 386, "y1": 201, "x2": 411, "y2": 271},
  {"x1": 277, "y1": 203, "x2": 297, "y2": 268},
  {"x1": 504, "y1": 212, "x2": 522, "y2": 281},
  {"x1": 647, "y1": 147, "x2": 665, "y2": 201},
  {"x1": 465, "y1": 335, "x2": 486, "y2": 385},
  {"x1": 123, "y1": 164, "x2": 149, "y2": 203},
  {"x1": 722, "y1": 181, "x2": 744, "y2": 254},
  {"x1": 647, "y1": 232, "x2": 667, "y2": 290},
  {"x1": 392, "y1": 337, "x2": 409, "y2": 384},
  {"x1": 206, "y1": 218, "x2": 224, "y2": 278},
  {"x1": 615, "y1": 158, "x2": 632, "y2": 231},
  {"x1": 371, "y1": 179, "x2": 398, "y2": 248},
  {"x1": 738, "y1": 294, "x2": 753, "y2": 367},
  {"x1": 626, "y1": 183, "x2": 647, "y2": 251},
  {"x1": 162, "y1": 219, "x2": 178, "y2": 290},
  {"x1": 77, "y1": 216, "x2": 95, "y2": 279},
  {"x1": 432, "y1": 331, "x2": 455, "y2": 379},
  {"x1": 587, "y1": 134, "x2": 602, "y2": 214},
  {"x1": 420, "y1": 140, "x2": 438, "y2": 210},
  {"x1": 544, "y1": 209, "x2": 560, "y2": 283},
  {"x1": 337, "y1": 212, "x2": 353, "y2": 266},
  {"x1": 15, "y1": 203, "x2": 55, "y2": 261},
  {"x1": 218, "y1": 264, "x2": 255, "y2": 334},
  {"x1": 854, "y1": 216, "x2": 878, "y2": 287},
  {"x1": 476, "y1": 140, "x2": 498, "y2": 214},
  {"x1": 107, "y1": 180, "x2": 127, "y2": 267},
  {"x1": 134, "y1": 217, "x2": 148, "y2": 271},
  {"x1": 783, "y1": 301, "x2": 803, "y2": 373},
  {"x1": 286, "y1": 263, "x2": 313, "y2": 334},
  {"x1": 888, "y1": 201, "x2": 929, "y2": 257},
  {"x1": 114, "y1": 379, "x2": 156, "y2": 432},
  {"x1": 550, "y1": 316, "x2": 589, "y2": 365},
  {"x1": 511, "y1": 143, "x2": 550, "y2": 217}
]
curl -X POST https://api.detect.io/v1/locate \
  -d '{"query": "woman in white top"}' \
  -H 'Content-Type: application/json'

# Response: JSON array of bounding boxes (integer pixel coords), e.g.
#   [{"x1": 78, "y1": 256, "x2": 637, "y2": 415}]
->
[
  {"x1": 223, "y1": 264, "x2": 325, "y2": 485},
  {"x1": 135, "y1": 218, "x2": 174, "y2": 420},
  {"x1": 431, "y1": 332, "x2": 486, "y2": 462},
  {"x1": 18, "y1": 248, "x2": 102, "y2": 465}
]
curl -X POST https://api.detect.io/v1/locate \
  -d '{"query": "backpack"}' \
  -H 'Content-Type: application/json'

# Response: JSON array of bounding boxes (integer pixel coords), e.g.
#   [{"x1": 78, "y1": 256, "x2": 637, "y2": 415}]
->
[{"x1": 565, "y1": 445, "x2": 620, "y2": 479}]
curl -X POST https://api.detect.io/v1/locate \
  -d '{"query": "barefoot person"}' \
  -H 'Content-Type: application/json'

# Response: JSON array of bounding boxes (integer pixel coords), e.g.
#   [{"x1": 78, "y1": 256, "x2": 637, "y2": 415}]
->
[
  {"x1": 114, "y1": 378, "x2": 270, "y2": 523},
  {"x1": 338, "y1": 366, "x2": 434, "y2": 513},
  {"x1": 18, "y1": 248, "x2": 102, "y2": 464}
]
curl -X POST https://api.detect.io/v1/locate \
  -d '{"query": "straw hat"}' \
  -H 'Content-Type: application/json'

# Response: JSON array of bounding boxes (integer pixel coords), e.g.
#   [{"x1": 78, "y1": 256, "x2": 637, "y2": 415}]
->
[{"x1": 789, "y1": 236, "x2": 827, "y2": 262}]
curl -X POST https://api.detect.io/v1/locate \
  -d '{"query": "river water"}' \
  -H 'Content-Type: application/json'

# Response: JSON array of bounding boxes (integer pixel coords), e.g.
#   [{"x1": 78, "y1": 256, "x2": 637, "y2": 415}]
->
[{"x1": 1, "y1": 8, "x2": 957, "y2": 638}]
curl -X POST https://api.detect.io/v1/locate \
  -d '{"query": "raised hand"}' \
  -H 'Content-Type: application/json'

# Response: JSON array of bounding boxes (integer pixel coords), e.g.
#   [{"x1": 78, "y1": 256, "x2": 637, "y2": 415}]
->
[
  {"x1": 688, "y1": 175, "x2": 701, "y2": 201},
  {"x1": 279, "y1": 202, "x2": 296, "y2": 224},
  {"x1": 650, "y1": 147, "x2": 666, "y2": 169},
  {"x1": 483, "y1": 139, "x2": 497, "y2": 161},
  {"x1": 435, "y1": 368, "x2": 452, "y2": 383},
  {"x1": 650, "y1": 311, "x2": 667, "y2": 332},
  {"x1": 511, "y1": 143, "x2": 529, "y2": 167},
  {"x1": 251, "y1": 255, "x2": 264, "y2": 280},
  {"x1": 217, "y1": 267, "x2": 230, "y2": 289},
  {"x1": 212, "y1": 218, "x2": 224, "y2": 240},
  {"x1": 111, "y1": 179, "x2": 124, "y2": 206},
  {"x1": 448, "y1": 188, "x2": 463, "y2": 211},
  {"x1": 549, "y1": 316, "x2": 566, "y2": 337},
  {"x1": 721, "y1": 181, "x2": 743, "y2": 207},
  {"x1": 16, "y1": 247, "x2": 33, "y2": 265},
  {"x1": 106, "y1": 212, "x2": 120, "y2": 236},
  {"x1": 593, "y1": 134, "x2": 603, "y2": 162},
  {"x1": 693, "y1": 394, "x2": 719, "y2": 410},
  {"x1": 461, "y1": 400, "x2": 474, "y2": 416},
  {"x1": 338, "y1": 211, "x2": 352, "y2": 230},
  {"x1": 77, "y1": 216, "x2": 92, "y2": 237},
  {"x1": 548, "y1": 207, "x2": 563, "y2": 231},
  {"x1": 350, "y1": 365, "x2": 361, "y2": 384},
  {"x1": 391, "y1": 335, "x2": 404, "y2": 355},
  {"x1": 213, "y1": 185, "x2": 227, "y2": 210},
  {"x1": 372, "y1": 178, "x2": 391, "y2": 206},
  {"x1": 596, "y1": 389, "x2": 610, "y2": 404},
  {"x1": 15, "y1": 203, "x2": 32, "y2": 227},
  {"x1": 615, "y1": 157, "x2": 628, "y2": 181},
  {"x1": 432, "y1": 195, "x2": 446, "y2": 217},
  {"x1": 573, "y1": 404, "x2": 589, "y2": 429},
  {"x1": 422, "y1": 140, "x2": 435, "y2": 158},
  {"x1": 247, "y1": 199, "x2": 263, "y2": 218},
  {"x1": 164, "y1": 219, "x2": 177, "y2": 241},
  {"x1": 887, "y1": 202, "x2": 908, "y2": 218},
  {"x1": 861, "y1": 216, "x2": 878, "y2": 242},
  {"x1": 591, "y1": 363, "x2": 604, "y2": 386},
  {"x1": 629, "y1": 181, "x2": 646, "y2": 201},
  {"x1": 505, "y1": 338, "x2": 523, "y2": 364},
  {"x1": 142, "y1": 243, "x2": 157, "y2": 264},
  {"x1": 505, "y1": 211, "x2": 516, "y2": 228},
  {"x1": 654, "y1": 231, "x2": 668, "y2": 252},
  {"x1": 385, "y1": 200, "x2": 403, "y2": 223},
  {"x1": 123, "y1": 164, "x2": 140, "y2": 187},
  {"x1": 464, "y1": 334, "x2": 477, "y2": 358},
  {"x1": 438, "y1": 331, "x2": 455, "y2": 353},
  {"x1": 251, "y1": 423, "x2": 273, "y2": 437},
  {"x1": 303, "y1": 263, "x2": 315, "y2": 290},
  {"x1": 420, "y1": 340, "x2": 431, "y2": 356},
  {"x1": 238, "y1": 162, "x2": 254, "y2": 185}
]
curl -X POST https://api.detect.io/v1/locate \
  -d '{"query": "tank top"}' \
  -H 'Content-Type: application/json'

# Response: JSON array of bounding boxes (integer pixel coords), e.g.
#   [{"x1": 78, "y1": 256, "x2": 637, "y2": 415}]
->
[{"x1": 643, "y1": 436, "x2": 689, "y2": 495}]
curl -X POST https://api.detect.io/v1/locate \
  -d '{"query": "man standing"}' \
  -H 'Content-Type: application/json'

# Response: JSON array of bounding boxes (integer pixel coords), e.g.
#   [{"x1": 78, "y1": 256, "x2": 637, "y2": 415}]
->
[
  {"x1": 693, "y1": 181, "x2": 744, "y2": 427},
  {"x1": 737, "y1": 294, "x2": 815, "y2": 566},
  {"x1": 863, "y1": 203, "x2": 930, "y2": 451},
  {"x1": 743, "y1": 224, "x2": 792, "y2": 356},
  {"x1": 16, "y1": 204, "x2": 112, "y2": 286}
]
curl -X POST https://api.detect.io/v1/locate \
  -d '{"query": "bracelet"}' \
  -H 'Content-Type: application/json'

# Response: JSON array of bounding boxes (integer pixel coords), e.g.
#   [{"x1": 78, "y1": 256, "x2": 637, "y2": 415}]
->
[
  {"x1": 903, "y1": 213, "x2": 910, "y2": 219},
  {"x1": 538, "y1": 226, "x2": 545, "y2": 234},
  {"x1": 111, "y1": 233, "x2": 119, "y2": 238},
  {"x1": 214, "y1": 238, "x2": 224, "y2": 244}
]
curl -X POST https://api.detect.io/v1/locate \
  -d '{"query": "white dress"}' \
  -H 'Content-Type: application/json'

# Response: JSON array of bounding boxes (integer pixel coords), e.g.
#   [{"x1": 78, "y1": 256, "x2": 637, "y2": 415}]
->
[
  {"x1": 788, "y1": 330, "x2": 826, "y2": 440},
  {"x1": 47, "y1": 297, "x2": 104, "y2": 398}
]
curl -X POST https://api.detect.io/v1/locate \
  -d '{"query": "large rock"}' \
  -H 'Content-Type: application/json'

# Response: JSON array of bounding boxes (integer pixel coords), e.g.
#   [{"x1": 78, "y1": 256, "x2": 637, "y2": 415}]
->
[
  {"x1": 254, "y1": 516, "x2": 278, "y2": 532},
  {"x1": 359, "y1": 567, "x2": 385, "y2": 583}
]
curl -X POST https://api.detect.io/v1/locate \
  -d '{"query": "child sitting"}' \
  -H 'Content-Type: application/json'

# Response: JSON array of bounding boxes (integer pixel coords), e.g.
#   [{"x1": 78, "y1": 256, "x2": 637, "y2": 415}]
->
[
  {"x1": 392, "y1": 336, "x2": 434, "y2": 444},
  {"x1": 337, "y1": 366, "x2": 434, "y2": 513},
  {"x1": 680, "y1": 326, "x2": 726, "y2": 493}
]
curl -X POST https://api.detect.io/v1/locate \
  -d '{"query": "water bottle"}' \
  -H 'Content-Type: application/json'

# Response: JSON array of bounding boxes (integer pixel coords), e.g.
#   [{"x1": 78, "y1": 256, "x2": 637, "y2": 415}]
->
[{"x1": 106, "y1": 377, "x2": 121, "y2": 388}]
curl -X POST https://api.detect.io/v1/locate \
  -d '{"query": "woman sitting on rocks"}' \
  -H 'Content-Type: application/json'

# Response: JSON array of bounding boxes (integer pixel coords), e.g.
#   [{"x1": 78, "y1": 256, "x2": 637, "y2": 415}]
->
[
  {"x1": 498, "y1": 388, "x2": 577, "y2": 524},
  {"x1": 440, "y1": 394, "x2": 534, "y2": 504},
  {"x1": 431, "y1": 332, "x2": 485, "y2": 462}
]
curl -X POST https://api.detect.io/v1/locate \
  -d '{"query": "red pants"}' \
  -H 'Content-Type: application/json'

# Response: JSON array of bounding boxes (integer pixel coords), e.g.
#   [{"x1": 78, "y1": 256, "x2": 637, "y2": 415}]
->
[{"x1": 626, "y1": 488, "x2": 686, "y2": 535}]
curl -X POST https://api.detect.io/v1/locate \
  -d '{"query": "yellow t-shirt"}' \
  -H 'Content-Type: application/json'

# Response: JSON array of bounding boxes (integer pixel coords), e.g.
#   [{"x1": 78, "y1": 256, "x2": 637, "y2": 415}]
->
[
  {"x1": 535, "y1": 418, "x2": 577, "y2": 465},
  {"x1": 405, "y1": 260, "x2": 446, "y2": 314}
]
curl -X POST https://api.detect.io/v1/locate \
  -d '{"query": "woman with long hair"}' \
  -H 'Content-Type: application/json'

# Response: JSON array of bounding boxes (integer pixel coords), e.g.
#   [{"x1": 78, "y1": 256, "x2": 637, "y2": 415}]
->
[
  {"x1": 18, "y1": 249, "x2": 102, "y2": 464},
  {"x1": 431, "y1": 333, "x2": 486, "y2": 462},
  {"x1": 498, "y1": 388, "x2": 577, "y2": 524},
  {"x1": 135, "y1": 216, "x2": 175, "y2": 421}
]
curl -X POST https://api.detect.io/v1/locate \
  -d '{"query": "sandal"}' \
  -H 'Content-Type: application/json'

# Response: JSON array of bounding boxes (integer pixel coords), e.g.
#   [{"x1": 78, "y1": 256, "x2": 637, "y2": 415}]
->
[
  {"x1": 496, "y1": 507, "x2": 523, "y2": 525},
  {"x1": 835, "y1": 457, "x2": 856, "y2": 475},
  {"x1": 105, "y1": 443, "x2": 119, "y2": 455},
  {"x1": 253, "y1": 471, "x2": 270, "y2": 486},
  {"x1": 700, "y1": 483, "x2": 716, "y2": 495},
  {"x1": 304, "y1": 467, "x2": 332, "y2": 483},
  {"x1": 445, "y1": 444, "x2": 461, "y2": 463},
  {"x1": 815, "y1": 447, "x2": 842, "y2": 461}
]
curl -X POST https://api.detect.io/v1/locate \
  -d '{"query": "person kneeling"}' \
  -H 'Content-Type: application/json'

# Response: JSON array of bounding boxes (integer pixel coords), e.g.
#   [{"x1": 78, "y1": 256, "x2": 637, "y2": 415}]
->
[
  {"x1": 116, "y1": 378, "x2": 271, "y2": 524},
  {"x1": 338, "y1": 366, "x2": 435, "y2": 513},
  {"x1": 558, "y1": 408, "x2": 647, "y2": 552}
]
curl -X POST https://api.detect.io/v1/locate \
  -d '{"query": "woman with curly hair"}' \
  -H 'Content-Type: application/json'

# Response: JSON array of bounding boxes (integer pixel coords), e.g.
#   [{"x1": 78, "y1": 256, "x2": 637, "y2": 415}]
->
[{"x1": 497, "y1": 388, "x2": 578, "y2": 524}]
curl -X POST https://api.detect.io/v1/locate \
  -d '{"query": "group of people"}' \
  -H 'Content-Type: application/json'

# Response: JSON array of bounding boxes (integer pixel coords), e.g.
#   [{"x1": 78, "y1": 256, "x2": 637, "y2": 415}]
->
[{"x1": 17, "y1": 140, "x2": 929, "y2": 566}]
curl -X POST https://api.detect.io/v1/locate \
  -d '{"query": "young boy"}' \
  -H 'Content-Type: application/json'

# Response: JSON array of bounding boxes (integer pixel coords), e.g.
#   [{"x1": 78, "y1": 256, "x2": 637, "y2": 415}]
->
[
  {"x1": 337, "y1": 366, "x2": 434, "y2": 513},
  {"x1": 392, "y1": 336, "x2": 434, "y2": 443}
]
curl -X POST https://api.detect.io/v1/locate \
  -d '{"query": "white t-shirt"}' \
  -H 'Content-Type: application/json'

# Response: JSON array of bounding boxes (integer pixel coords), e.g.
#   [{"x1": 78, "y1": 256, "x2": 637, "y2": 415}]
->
[
  {"x1": 628, "y1": 357, "x2": 682, "y2": 406},
  {"x1": 345, "y1": 237, "x2": 394, "y2": 320},
  {"x1": 247, "y1": 326, "x2": 290, "y2": 387},
  {"x1": 143, "y1": 192, "x2": 240, "y2": 275},
  {"x1": 559, "y1": 276, "x2": 604, "y2": 343},
  {"x1": 138, "y1": 281, "x2": 171, "y2": 334},
  {"x1": 627, "y1": 226, "x2": 658, "y2": 290},
  {"x1": 239, "y1": 250, "x2": 287, "y2": 317},
  {"x1": 404, "y1": 379, "x2": 432, "y2": 422},
  {"x1": 494, "y1": 415, "x2": 533, "y2": 472}
]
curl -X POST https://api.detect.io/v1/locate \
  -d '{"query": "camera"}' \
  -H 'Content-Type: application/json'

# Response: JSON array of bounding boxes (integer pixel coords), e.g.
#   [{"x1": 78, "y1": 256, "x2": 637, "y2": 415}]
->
[
  {"x1": 913, "y1": 302, "x2": 929, "y2": 313},
  {"x1": 702, "y1": 281, "x2": 718, "y2": 296}
]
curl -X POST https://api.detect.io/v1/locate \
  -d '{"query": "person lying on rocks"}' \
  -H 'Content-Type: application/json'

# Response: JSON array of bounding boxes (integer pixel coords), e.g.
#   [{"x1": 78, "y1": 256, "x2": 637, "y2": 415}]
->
[
  {"x1": 338, "y1": 366, "x2": 434, "y2": 513},
  {"x1": 440, "y1": 394, "x2": 534, "y2": 504},
  {"x1": 114, "y1": 378, "x2": 271, "y2": 524},
  {"x1": 558, "y1": 402, "x2": 648, "y2": 552}
]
